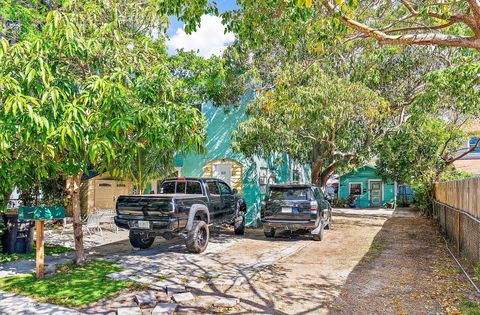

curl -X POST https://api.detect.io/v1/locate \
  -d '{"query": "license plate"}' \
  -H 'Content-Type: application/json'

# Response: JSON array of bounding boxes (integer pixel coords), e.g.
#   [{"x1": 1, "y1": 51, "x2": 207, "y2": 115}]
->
[
  {"x1": 137, "y1": 221, "x2": 150, "y2": 229},
  {"x1": 281, "y1": 207, "x2": 292, "y2": 213}
]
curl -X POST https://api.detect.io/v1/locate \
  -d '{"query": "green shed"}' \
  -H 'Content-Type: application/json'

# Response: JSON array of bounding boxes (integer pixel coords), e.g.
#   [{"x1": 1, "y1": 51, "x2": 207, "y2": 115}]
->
[{"x1": 338, "y1": 166, "x2": 396, "y2": 208}]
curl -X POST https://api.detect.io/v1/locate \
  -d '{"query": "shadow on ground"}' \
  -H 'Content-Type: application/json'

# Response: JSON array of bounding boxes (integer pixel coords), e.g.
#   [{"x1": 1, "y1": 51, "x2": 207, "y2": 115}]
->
[{"x1": 329, "y1": 208, "x2": 479, "y2": 315}]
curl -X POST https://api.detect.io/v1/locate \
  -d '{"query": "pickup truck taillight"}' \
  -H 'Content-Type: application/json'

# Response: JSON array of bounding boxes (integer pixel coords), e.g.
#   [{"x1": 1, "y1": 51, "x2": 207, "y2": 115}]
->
[
  {"x1": 310, "y1": 201, "x2": 318, "y2": 215},
  {"x1": 260, "y1": 201, "x2": 266, "y2": 218}
]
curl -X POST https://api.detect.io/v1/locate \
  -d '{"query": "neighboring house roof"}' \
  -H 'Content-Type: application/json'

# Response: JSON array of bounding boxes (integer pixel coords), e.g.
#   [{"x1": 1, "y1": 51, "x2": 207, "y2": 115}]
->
[
  {"x1": 82, "y1": 170, "x2": 100, "y2": 180},
  {"x1": 453, "y1": 159, "x2": 480, "y2": 176},
  {"x1": 340, "y1": 165, "x2": 376, "y2": 176}
]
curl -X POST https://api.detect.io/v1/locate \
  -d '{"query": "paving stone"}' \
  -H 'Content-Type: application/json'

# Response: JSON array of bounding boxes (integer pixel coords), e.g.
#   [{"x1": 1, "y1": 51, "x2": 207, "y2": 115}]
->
[
  {"x1": 213, "y1": 297, "x2": 240, "y2": 308},
  {"x1": 149, "y1": 282, "x2": 167, "y2": 292},
  {"x1": 44, "y1": 264, "x2": 57, "y2": 275},
  {"x1": 185, "y1": 281, "x2": 206, "y2": 290},
  {"x1": 172, "y1": 292, "x2": 195, "y2": 303},
  {"x1": 134, "y1": 291, "x2": 158, "y2": 308},
  {"x1": 234, "y1": 278, "x2": 246, "y2": 286},
  {"x1": 152, "y1": 303, "x2": 178, "y2": 315},
  {"x1": 107, "y1": 273, "x2": 130, "y2": 281},
  {"x1": 166, "y1": 284, "x2": 187, "y2": 295},
  {"x1": 116, "y1": 307, "x2": 142, "y2": 315},
  {"x1": 213, "y1": 279, "x2": 235, "y2": 286},
  {"x1": 135, "y1": 276, "x2": 157, "y2": 284}
]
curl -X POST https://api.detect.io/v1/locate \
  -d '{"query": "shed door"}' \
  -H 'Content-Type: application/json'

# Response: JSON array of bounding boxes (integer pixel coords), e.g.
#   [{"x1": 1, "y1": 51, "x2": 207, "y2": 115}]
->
[
  {"x1": 369, "y1": 181, "x2": 382, "y2": 207},
  {"x1": 95, "y1": 180, "x2": 115, "y2": 210},
  {"x1": 115, "y1": 182, "x2": 129, "y2": 201},
  {"x1": 213, "y1": 163, "x2": 232, "y2": 186}
]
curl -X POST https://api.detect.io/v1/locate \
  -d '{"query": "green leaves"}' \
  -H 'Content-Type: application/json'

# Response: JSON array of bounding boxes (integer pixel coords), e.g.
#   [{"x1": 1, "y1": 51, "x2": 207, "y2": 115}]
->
[
  {"x1": 233, "y1": 64, "x2": 392, "y2": 184},
  {"x1": 0, "y1": 0, "x2": 218, "y2": 197}
]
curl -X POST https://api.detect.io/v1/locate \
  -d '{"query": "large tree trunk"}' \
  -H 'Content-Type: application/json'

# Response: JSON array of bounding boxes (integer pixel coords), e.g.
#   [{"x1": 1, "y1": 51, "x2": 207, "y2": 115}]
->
[
  {"x1": 69, "y1": 171, "x2": 85, "y2": 265},
  {"x1": 311, "y1": 161, "x2": 338, "y2": 188}
]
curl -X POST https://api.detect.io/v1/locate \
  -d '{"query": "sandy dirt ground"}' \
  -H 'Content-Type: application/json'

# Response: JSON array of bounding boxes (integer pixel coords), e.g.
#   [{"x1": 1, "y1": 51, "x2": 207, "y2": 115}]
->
[{"x1": 80, "y1": 208, "x2": 479, "y2": 314}]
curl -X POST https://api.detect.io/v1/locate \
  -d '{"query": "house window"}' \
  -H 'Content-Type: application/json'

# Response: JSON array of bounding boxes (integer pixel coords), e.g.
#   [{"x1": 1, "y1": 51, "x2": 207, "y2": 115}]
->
[
  {"x1": 292, "y1": 169, "x2": 300, "y2": 184},
  {"x1": 259, "y1": 168, "x2": 268, "y2": 185},
  {"x1": 469, "y1": 137, "x2": 480, "y2": 152},
  {"x1": 349, "y1": 183, "x2": 362, "y2": 196}
]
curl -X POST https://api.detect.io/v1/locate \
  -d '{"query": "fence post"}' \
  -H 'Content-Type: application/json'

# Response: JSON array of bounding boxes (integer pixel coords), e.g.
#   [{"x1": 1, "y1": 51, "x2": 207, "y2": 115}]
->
[
  {"x1": 444, "y1": 204, "x2": 447, "y2": 237},
  {"x1": 457, "y1": 211, "x2": 461, "y2": 256}
]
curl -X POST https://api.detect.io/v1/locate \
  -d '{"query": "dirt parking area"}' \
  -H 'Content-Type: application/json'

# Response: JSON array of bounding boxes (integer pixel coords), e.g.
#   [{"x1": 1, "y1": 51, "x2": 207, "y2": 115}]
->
[{"x1": 83, "y1": 208, "x2": 479, "y2": 314}]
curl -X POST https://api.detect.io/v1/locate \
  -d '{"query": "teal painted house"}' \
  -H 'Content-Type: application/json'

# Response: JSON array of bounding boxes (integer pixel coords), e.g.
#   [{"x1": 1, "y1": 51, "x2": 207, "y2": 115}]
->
[
  {"x1": 338, "y1": 166, "x2": 396, "y2": 208},
  {"x1": 177, "y1": 99, "x2": 310, "y2": 226}
]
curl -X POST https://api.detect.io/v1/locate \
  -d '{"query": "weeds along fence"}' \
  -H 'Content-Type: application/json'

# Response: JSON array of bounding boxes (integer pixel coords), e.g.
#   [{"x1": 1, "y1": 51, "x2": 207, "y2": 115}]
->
[{"x1": 433, "y1": 178, "x2": 480, "y2": 263}]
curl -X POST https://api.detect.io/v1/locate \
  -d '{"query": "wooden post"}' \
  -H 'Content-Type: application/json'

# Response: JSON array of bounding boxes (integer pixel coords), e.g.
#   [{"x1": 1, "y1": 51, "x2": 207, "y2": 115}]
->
[
  {"x1": 36, "y1": 220, "x2": 45, "y2": 279},
  {"x1": 457, "y1": 211, "x2": 461, "y2": 256}
]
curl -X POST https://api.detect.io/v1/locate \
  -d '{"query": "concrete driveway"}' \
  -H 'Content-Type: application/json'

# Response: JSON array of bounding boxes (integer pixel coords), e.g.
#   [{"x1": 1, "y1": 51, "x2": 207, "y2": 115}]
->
[{"x1": 80, "y1": 207, "x2": 478, "y2": 314}]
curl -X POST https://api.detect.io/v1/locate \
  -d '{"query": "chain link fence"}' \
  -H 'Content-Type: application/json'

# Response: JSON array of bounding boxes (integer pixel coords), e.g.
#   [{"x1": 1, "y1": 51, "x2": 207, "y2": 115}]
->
[{"x1": 433, "y1": 200, "x2": 480, "y2": 263}]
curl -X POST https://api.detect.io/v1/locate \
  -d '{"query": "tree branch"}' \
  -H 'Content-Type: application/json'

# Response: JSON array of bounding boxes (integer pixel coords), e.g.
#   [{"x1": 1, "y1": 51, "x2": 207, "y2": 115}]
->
[
  {"x1": 446, "y1": 137, "x2": 480, "y2": 164},
  {"x1": 322, "y1": 0, "x2": 480, "y2": 49}
]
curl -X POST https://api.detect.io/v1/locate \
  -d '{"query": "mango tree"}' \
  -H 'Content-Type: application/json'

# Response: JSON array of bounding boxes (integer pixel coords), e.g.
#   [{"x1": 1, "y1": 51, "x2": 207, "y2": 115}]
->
[
  {"x1": 0, "y1": 0, "x2": 216, "y2": 264},
  {"x1": 232, "y1": 64, "x2": 392, "y2": 187},
  {"x1": 376, "y1": 63, "x2": 480, "y2": 213}
]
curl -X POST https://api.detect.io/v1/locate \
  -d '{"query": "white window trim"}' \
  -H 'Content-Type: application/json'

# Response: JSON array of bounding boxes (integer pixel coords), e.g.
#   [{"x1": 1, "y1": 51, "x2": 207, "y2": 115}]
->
[
  {"x1": 348, "y1": 182, "x2": 363, "y2": 196},
  {"x1": 290, "y1": 163, "x2": 303, "y2": 184}
]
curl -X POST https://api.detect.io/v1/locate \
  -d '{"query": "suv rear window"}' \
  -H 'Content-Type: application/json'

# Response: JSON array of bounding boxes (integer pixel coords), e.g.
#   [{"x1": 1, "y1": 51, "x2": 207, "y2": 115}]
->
[
  {"x1": 269, "y1": 187, "x2": 309, "y2": 200},
  {"x1": 161, "y1": 181, "x2": 203, "y2": 194}
]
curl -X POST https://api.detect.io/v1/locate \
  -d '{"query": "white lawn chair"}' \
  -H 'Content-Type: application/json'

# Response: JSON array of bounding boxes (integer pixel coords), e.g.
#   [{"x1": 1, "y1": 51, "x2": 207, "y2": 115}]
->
[
  {"x1": 60, "y1": 217, "x2": 73, "y2": 235},
  {"x1": 86, "y1": 214, "x2": 103, "y2": 236},
  {"x1": 94, "y1": 209, "x2": 118, "y2": 233}
]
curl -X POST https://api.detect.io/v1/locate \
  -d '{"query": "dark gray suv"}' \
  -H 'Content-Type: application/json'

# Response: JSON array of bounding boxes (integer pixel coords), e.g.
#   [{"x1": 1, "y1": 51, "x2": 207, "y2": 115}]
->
[{"x1": 260, "y1": 184, "x2": 332, "y2": 241}]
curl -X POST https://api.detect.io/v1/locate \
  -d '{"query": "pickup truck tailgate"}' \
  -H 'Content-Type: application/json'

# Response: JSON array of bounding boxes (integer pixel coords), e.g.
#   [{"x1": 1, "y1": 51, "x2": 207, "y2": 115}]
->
[{"x1": 116, "y1": 196, "x2": 173, "y2": 218}]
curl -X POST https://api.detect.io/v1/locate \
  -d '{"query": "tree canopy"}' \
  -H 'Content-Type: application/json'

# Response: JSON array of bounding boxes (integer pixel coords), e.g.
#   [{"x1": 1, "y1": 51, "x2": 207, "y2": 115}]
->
[
  {"x1": 0, "y1": 0, "x2": 225, "y2": 263},
  {"x1": 224, "y1": 0, "x2": 480, "y2": 51},
  {"x1": 233, "y1": 64, "x2": 393, "y2": 186}
]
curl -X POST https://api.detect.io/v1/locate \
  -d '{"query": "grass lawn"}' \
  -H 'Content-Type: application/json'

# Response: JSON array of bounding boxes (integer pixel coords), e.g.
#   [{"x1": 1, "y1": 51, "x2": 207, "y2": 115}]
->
[
  {"x1": 0, "y1": 260, "x2": 137, "y2": 307},
  {"x1": 0, "y1": 244, "x2": 72, "y2": 263}
]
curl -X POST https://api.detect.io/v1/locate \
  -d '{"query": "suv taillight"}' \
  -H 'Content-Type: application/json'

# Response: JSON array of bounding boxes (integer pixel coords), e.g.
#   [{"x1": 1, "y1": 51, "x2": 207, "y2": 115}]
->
[{"x1": 310, "y1": 201, "x2": 318, "y2": 214}]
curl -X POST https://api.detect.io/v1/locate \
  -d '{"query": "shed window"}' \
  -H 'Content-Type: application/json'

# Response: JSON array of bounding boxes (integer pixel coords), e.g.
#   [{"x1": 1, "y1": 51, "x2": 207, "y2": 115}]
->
[{"x1": 349, "y1": 183, "x2": 362, "y2": 196}]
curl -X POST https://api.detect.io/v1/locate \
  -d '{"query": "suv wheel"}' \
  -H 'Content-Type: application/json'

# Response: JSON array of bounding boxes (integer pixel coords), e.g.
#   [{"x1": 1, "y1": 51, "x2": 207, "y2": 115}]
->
[
  {"x1": 312, "y1": 223, "x2": 325, "y2": 241},
  {"x1": 234, "y1": 215, "x2": 245, "y2": 235},
  {"x1": 325, "y1": 215, "x2": 332, "y2": 230},
  {"x1": 264, "y1": 228, "x2": 275, "y2": 238},
  {"x1": 186, "y1": 220, "x2": 209, "y2": 253},
  {"x1": 129, "y1": 231, "x2": 155, "y2": 249}
]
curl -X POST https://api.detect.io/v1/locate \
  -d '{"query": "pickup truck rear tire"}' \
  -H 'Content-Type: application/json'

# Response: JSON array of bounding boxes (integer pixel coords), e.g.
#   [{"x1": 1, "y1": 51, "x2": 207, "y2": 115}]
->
[
  {"x1": 234, "y1": 215, "x2": 245, "y2": 235},
  {"x1": 129, "y1": 231, "x2": 155, "y2": 249},
  {"x1": 186, "y1": 220, "x2": 209, "y2": 253},
  {"x1": 264, "y1": 228, "x2": 275, "y2": 238}
]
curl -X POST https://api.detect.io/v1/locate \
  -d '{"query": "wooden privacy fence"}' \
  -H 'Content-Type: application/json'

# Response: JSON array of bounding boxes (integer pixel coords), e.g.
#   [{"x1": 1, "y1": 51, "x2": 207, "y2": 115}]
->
[
  {"x1": 434, "y1": 177, "x2": 480, "y2": 219},
  {"x1": 433, "y1": 178, "x2": 480, "y2": 264}
]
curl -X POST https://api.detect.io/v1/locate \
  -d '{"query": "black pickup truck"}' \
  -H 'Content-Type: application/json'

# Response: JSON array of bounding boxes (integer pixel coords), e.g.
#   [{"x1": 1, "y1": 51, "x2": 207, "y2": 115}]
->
[{"x1": 114, "y1": 177, "x2": 247, "y2": 253}]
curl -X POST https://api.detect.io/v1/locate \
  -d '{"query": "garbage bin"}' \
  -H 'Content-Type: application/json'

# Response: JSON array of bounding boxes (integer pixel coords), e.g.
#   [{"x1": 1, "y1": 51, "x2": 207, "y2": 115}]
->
[{"x1": 1, "y1": 212, "x2": 35, "y2": 254}]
